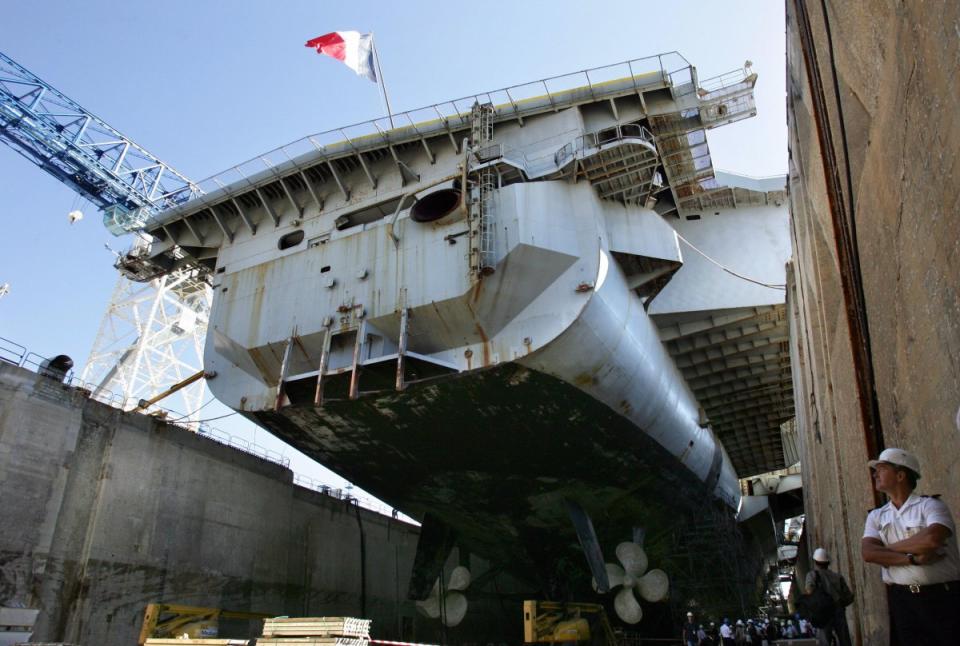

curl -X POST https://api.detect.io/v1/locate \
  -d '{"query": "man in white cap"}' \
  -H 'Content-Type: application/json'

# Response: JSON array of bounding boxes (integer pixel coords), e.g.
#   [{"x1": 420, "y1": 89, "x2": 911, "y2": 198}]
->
[
  {"x1": 861, "y1": 447, "x2": 960, "y2": 645},
  {"x1": 804, "y1": 547, "x2": 853, "y2": 646},
  {"x1": 681, "y1": 611, "x2": 697, "y2": 646}
]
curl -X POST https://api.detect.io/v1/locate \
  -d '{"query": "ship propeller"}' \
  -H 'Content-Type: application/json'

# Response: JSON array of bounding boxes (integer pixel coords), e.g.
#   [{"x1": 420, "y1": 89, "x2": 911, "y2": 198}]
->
[
  {"x1": 415, "y1": 565, "x2": 471, "y2": 627},
  {"x1": 592, "y1": 541, "x2": 669, "y2": 624}
]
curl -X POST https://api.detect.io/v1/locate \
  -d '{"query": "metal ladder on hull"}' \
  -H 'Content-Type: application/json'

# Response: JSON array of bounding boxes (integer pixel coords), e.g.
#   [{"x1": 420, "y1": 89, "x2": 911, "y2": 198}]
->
[{"x1": 469, "y1": 103, "x2": 497, "y2": 276}]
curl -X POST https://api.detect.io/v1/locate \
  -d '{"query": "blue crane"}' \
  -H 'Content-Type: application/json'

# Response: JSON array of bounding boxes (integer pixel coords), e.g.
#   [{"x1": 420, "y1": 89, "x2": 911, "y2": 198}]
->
[
  {"x1": 0, "y1": 51, "x2": 201, "y2": 235},
  {"x1": 0, "y1": 50, "x2": 211, "y2": 413}
]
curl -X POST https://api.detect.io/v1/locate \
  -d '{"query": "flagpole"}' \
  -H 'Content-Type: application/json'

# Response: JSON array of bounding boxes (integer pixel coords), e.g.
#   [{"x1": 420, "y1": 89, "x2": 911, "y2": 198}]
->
[{"x1": 371, "y1": 35, "x2": 395, "y2": 129}]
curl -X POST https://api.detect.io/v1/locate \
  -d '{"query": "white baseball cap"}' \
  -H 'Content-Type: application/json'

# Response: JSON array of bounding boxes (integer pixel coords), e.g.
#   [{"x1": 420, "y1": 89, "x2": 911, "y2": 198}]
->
[
  {"x1": 813, "y1": 547, "x2": 830, "y2": 563},
  {"x1": 868, "y1": 448, "x2": 921, "y2": 478}
]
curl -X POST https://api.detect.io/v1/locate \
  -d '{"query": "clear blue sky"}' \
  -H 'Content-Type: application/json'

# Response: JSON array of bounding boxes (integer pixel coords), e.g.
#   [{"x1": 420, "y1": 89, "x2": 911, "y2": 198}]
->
[{"x1": 0, "y1": 0, "x2": 786, "y2": 500}]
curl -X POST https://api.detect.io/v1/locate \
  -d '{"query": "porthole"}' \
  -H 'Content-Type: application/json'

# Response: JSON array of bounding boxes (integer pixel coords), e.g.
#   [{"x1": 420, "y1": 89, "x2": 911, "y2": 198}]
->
[{"x1": 278, "y1": 229, "x2": 305, "y2": 250}]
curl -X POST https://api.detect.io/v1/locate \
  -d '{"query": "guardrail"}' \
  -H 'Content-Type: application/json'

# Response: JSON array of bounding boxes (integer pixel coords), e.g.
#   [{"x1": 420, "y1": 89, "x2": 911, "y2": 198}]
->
[
  {"x1": 0, "y1": 336, "x2": 26, "y2": 366},
  {"x1": 554, "y1": 122, "x2": 655, "y2": 167},
  {"x1": 470, "y1": 122, "x2": 656, "y2": 180},
  {"x1": 697, "y1": 65, "x2": 751, "y2": 94},
  {"x1": 194, "y1": 423, "x2": 290, "y2": 468},
  {"x1": 293, "y1": 473, "x2": 418, "y2": 524}
]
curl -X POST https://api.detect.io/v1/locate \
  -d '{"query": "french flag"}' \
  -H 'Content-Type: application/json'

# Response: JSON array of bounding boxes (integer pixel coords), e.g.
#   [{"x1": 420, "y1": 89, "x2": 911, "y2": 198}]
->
[{"x1": 305, "y1": 31, "x2": 377, "y2": 83}]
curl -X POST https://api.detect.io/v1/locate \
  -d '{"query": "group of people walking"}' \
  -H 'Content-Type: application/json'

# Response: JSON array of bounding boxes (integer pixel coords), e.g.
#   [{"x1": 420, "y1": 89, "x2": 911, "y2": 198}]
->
[{"x1": 682, "y1": 614, "x2": 809, "y2": 645}]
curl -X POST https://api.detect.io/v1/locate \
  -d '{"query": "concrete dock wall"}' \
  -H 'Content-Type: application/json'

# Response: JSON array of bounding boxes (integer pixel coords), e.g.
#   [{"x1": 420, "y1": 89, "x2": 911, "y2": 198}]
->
[
  {"x1": 786, "y1": 1, "x2": 960, "y2": 643},
  {"x1": 0, "y1": 362, "x2": 430, "y2": 645}
]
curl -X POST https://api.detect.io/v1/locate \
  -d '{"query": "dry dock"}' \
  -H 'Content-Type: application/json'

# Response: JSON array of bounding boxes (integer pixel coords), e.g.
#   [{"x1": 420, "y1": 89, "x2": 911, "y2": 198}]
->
[{"x1": 0, "y1": 361, "x2": 516, "y2": 645}]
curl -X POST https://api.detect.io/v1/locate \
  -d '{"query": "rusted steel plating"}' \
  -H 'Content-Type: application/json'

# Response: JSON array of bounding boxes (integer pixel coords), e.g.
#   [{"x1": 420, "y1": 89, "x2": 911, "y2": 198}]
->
[
  {"x1": 313, "y1": 328, "x2": 332, "y2": 406},
  {"x1": 274, "y1": 335, "x2": 294, "y2": 410},
  {"x1": 395, "y1": 308, "x2": 409, "y2": 392}
]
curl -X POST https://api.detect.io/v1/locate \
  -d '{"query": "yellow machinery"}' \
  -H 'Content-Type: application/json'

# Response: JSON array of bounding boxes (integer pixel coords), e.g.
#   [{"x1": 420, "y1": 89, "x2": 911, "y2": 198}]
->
[
  {"x1": 138, "y1": 603, "x2": 272, "y2": 645},
  {"x1": 523, "y1": 601, "x2": 618, "y2": 646}
]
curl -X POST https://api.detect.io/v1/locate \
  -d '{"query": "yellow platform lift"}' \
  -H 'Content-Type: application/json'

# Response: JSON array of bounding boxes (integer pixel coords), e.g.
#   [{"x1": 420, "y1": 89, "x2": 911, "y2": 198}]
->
[{"x1": 523, "y1": 601, "x2": 619, "y2": 646}]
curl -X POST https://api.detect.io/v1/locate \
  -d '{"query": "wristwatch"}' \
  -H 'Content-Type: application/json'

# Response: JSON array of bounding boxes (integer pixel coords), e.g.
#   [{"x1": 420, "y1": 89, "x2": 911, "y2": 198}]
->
[{"x1": 907, "y1": 553, "x2": 918, "y2": 565}]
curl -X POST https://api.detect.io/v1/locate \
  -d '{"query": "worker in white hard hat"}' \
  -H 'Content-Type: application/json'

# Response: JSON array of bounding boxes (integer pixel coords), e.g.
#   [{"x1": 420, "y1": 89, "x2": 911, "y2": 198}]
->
[
  {"x1": 803, "y1": 547, "x2": 853, "y2": 646},
  {"x1": 861, "y1": 447, "x2": 960, "y2": 645},
  {"x1": 681, "y1": 611, "x2": 697, "y2": 646}
]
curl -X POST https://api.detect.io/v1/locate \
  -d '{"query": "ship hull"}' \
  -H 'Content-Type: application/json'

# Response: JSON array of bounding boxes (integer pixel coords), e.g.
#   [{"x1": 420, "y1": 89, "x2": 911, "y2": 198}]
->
[
  {"x1": 248, "y1": 206, "x2": 740, "y2": 591},
  {"x1": 253, "y1": 361, "x2": 716, "y2": 588},
  {"x1": 131, "y1": 56, "x2": 784, "y2": 617}
]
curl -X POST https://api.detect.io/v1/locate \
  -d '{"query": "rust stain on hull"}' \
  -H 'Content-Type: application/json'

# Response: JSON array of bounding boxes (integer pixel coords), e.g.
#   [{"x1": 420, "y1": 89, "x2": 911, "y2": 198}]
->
[
  {"x1": 474, "y1": 323, "x2": 491, "y2": 367},
  {"x1": 470, "y1": 275, "x2": 484, "y2": 304}
]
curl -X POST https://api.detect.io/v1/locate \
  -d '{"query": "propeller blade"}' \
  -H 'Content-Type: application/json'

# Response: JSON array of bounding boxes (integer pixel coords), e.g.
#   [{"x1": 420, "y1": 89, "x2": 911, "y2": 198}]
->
[
  {"x1": 442, "y1": 591, "x2": 468, "y2": 627},
  {"x1": 614, "y1": 587, "x2": 643, "y2": 624},
  {"x1": 607, "y1": 562, "x2": 626, "y2": 588},
  {"x1": 615, "y1": 542, "x2": 648, "y2": 577},
  {"x1": 447, "y1": 565, "x2": 471, "y2": 591},
  {"x1": 637, "y1": 568, "x2": 669, "y2": 602},
  {"x1": 416, "y1": 596, "x2": 441, "y2": 619},
  {"x1": 593, "y1": 562, "x2": 626, "y2": 592}
]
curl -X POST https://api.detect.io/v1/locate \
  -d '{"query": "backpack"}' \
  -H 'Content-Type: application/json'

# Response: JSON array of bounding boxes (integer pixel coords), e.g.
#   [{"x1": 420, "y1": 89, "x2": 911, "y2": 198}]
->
[
  {"x1": 797, "y1": 570, "x2": 837, "y2": 628},
  {"x1": 834, "y1": 574, "x2": 855, "y2": 607}
]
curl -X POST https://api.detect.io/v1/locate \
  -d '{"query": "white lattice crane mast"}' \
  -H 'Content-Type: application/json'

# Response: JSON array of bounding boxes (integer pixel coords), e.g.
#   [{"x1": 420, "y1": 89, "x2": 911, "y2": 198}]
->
[{"x1": 0, "y1": 51, "x2": 210, "y2": 422}]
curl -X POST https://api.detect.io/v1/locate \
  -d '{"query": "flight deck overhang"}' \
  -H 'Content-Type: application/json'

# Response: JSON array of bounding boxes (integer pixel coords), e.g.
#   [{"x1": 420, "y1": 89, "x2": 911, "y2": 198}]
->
[
  {"x1": 144, "y1": 57, "x2": 682, "y2": 228},
  {"x1": 649, "y1": 173, "x2": 793, "y2": 476},
  {"x1": 129, "y1": 53, "x2": 759, "y2": 278}
]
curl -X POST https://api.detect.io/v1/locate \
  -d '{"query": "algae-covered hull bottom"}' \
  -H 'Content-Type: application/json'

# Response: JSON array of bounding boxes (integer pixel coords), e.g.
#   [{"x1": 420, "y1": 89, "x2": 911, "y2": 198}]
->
[{"x1": 252, "y1": 362, "x2": 725, "y2": 594}]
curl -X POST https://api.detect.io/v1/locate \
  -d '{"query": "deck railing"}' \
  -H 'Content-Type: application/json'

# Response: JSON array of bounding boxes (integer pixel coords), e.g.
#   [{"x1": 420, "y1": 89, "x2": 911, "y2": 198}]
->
[{"x1": 146, "y1": 53, "x2": 692, "y2": 219}]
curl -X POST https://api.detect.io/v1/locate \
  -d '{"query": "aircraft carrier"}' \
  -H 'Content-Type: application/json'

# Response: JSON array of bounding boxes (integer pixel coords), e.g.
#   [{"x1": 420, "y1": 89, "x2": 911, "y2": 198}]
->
[
  {"x1": 123, "y1": 52, "x2": 794, "y2": 623},
  {"x1": 6, "y1": 3, "x2": 956, "y2": 641}
]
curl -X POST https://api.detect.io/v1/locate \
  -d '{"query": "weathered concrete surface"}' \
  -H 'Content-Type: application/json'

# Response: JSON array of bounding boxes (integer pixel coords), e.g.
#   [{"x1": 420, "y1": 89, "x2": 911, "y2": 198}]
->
[
  {"x1": 0, "y1": 362, "x2": 511, "y2": 645},
  {"x1": 786, "y1": 1, "x2": 960, "y2": 643}
]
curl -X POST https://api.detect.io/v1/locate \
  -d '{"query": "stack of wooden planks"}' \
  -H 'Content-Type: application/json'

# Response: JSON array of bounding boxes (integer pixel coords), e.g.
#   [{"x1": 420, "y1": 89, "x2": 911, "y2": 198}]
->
[
  {"x1": 258, "y1": 616, "x2": 372, "y2": 646},
  {"x1": 144, "y1": 640, "x2": 249, "y2": 645}
]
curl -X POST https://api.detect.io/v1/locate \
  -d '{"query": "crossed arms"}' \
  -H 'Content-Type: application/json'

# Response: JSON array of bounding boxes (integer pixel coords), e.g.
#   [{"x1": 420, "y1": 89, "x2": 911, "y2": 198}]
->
[{"x1": 861, "y1": 523, "x2": 952, "y2": 566}]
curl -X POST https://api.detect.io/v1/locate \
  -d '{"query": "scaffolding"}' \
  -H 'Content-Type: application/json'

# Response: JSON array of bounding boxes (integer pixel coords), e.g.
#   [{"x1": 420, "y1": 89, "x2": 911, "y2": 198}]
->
[
  {"x1": 648, "y1": 64, "x2": 758, "y2": 216},
  {"x1": 665, "y1": 498, "x2": 764, "y2": 619}
]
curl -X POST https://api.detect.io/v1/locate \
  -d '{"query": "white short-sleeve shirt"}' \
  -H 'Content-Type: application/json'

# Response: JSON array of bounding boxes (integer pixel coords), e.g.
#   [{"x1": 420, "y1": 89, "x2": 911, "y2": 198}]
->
[{"x1": 863, "y1": 494, "x2": 960, "y2": 585}]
